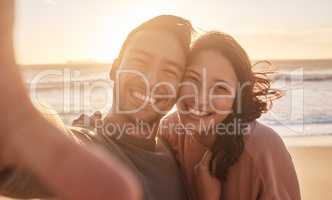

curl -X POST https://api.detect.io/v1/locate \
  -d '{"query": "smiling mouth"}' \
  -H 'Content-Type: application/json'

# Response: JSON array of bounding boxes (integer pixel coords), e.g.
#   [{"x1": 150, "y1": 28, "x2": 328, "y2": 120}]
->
[
  {"x1": 180, "y1": 101, "x2": 214, "y2": 119},
  {"x1": 131, "y1": 91, "x2": 157, "y2": 104},
  {"x1": 186, "y1": 106, "x2": 214, "y2": 119}
]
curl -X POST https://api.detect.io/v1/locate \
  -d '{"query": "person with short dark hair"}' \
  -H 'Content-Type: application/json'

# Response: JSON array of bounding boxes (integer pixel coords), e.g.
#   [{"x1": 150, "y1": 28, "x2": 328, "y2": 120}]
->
[{"x1": 0, "y1": 2, "x2": 194, "y2": 199}]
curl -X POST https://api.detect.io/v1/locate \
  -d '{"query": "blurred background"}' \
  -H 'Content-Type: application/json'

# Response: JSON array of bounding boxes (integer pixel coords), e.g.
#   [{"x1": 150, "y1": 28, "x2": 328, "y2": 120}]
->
[
  {"x1": 4, "y1": 0, "x2": 332, "y2": 199},
  {"x1": 17, "y1": 0, "x2": 332, "y2": 136}
]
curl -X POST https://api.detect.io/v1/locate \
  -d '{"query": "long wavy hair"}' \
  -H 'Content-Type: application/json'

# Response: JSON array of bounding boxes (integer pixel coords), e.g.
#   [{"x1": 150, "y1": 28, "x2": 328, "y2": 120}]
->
[{"x1": 188, "y1": 32, "x2": 282, "y2": 184}]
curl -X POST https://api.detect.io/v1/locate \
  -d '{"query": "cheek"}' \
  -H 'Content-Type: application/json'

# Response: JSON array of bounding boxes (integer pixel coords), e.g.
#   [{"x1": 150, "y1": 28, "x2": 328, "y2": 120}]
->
[
  {"x1": 179, "y1": 84, "x2": 198, "y2": 98},
  {"x1": 179, "y1": 87, "x2": 190, "y2": 98},
  {"x1": 210, "y1": 98, "x2": 235, "y2": 113},
  {"x1": 154, "y1": 79, "x2": 179, "y2": 100},
  {"x1": 119, "y1": 74, "x2": 141, "y2": 88},
  {"x1": 178, "y1": 87, "x2": 197, "y2": 105}
]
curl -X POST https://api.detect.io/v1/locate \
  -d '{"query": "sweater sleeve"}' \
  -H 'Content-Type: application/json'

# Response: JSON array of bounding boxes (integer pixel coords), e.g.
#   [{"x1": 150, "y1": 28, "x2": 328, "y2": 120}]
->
[
  {"x1": 250, "y1": 125, "x2": 301, "y2": 200},
  {"x1": 0, "y1": 127, "x2": 97, "y2": 199},
  {"x1": 0, "y1": 167, "x2": 54, "y2": 198}
]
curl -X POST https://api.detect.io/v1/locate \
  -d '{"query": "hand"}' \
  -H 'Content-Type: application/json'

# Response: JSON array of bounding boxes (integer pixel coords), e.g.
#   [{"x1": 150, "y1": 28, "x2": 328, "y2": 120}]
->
[
  {"x1": 72, "y1": 111, "x2": 103, "y2": 130},
  {"x1": 0, "y1": 0, "x2": 13, "y2": 166},
  {"x1": 194, "y1": 151, "x2": 222, "y2": 200},
  {"x1": 0, "y1": 0, "x2": 34, "y2": 166},
  {"x1": 0, "y1": 0, "x2": 15, "y2": 60},
  {"x1": 0, "y1": 0, "x2": 15, "y2": 36}
]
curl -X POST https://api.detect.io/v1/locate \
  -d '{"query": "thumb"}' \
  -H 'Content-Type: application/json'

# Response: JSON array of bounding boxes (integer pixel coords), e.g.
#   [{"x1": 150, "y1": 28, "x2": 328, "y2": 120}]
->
[
  {"x1": 93, "y1": 111, "x2": 102, "y2": 119},
  {"x1": 194, "y1": 151, "x2": 213, "y2": 177},
  {"x1": 195, "y1": 151, "x2": 213, "y2": 173},
  {"x1": 200, "y1": 150, "x2": 213, "y2": 166}
]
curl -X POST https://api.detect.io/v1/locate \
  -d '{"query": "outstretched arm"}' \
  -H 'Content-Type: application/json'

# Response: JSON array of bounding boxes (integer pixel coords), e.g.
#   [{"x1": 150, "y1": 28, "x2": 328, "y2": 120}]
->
[
  {"x1": 0, "y1": 166, "x2": 54, "y2": 198},
  {"x1": 0, "y1": 1, "x2": 141, "y2": 200}
]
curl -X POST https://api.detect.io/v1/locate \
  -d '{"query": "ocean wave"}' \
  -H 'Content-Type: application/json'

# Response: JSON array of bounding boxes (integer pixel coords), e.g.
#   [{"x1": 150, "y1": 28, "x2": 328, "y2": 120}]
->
[
  {"x1": 26, "y1": 78, "x2": 112, "y2": 90},
  {"x1": 272, "y1": 73, "x2": 332, "y2": 81},
  {"x1": 261, "y1": 118, "x2": 332, "y2": 126},
  {"x1": 26, "y1": 72, "x2": 332, "y2": 90}
]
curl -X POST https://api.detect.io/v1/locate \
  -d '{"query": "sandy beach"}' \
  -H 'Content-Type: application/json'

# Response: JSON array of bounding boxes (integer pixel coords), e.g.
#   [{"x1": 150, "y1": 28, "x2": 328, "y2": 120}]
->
[
  {"x1": 285, "y1": 136, "x2": 332, "y2": 200},
  {"x1": 1, "y1": 136, "x2": 331, "y2": 200}
]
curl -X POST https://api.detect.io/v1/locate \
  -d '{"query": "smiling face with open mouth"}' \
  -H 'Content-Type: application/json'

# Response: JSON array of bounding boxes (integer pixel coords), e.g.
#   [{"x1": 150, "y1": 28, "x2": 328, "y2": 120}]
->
[
  {"x1": 113, "y1": 30, "x2": 186, "y2": 123},
  {"x1": 177, "y1": 49, "x2": 238, "y2": 135},
  {"x1": 122, "y1": 76, "x2": 175, "y2": 115}
]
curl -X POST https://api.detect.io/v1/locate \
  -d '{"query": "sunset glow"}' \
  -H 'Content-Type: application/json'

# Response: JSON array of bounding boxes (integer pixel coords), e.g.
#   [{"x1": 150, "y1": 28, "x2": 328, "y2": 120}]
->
[{"x1": 15, "y1": 0, "x2": 332, "y2": 64}]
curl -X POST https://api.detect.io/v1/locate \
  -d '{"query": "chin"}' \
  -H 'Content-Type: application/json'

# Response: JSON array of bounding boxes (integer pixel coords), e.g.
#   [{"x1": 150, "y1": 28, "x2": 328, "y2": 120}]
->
[
  {"x1": 179, "y1": 111, "x2": 223, "y2": 135},
  {"x1": 130, "y1": 109, "x2": 161, "y2": 123}
]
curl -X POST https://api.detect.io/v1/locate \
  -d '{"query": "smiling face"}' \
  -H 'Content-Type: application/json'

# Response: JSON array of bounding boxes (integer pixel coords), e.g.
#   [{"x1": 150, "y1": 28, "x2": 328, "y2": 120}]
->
[
  {"x1": 113, "y1": 30, "x2": 186, "y2": 123},
  {"x1": 177, "y1": 50, "x2": 238, "y2": 134}
]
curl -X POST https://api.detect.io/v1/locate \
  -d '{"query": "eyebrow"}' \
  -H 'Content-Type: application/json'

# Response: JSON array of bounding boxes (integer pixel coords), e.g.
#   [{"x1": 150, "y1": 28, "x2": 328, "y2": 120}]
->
[
  {"x1": 214, "y1": 79, "x2": 232, "y2": 86},
  {"x1": 130, "y1": 48, "x2": 184, "y2": 71},
  {"x1": 164, "y1": 59, "x2": 184, "y2": 72},
  {"x1": 186, "y1": 70, "x2": 201, "y2": 81}
]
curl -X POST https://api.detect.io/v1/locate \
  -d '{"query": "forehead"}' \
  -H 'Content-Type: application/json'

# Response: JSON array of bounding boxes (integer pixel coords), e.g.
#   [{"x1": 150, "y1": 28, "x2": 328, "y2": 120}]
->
[
  {"x1": 123, "y1": 30, "x2": 186, "y2": 66},
  {"x1": 189, "y1": 50, "x2": 238, "y2": 84}
]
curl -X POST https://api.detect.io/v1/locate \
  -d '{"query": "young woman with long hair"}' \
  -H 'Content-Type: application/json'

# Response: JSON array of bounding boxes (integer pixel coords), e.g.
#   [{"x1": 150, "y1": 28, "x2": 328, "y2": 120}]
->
[{"x1": 159, "y1": 32, "x2": 301, "y2": 200}]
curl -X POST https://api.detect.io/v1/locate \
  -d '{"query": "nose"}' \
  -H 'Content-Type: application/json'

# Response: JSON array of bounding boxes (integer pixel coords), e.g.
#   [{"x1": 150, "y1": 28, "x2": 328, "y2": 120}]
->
[
  {"x1": 196, "y1": 91, "x2": 209, "y2": 111},
  {"x1": 148, "y1": 71, "x2": 159, "y2": 88},
  {"x1": 149, "y1": 73, "x2": 171, "y2": 97},
  {"x1": 146, "y1": 60, "x2": 165, "y2": 93}
]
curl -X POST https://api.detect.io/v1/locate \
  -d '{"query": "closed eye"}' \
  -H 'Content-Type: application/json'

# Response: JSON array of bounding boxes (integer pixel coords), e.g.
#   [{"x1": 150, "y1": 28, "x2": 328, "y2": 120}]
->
[
  {"x1": 185, "y1": 75, "x2": 201, "y2": 86},
  {"x1": 214, "y1": 86, "x2": 231, "y2": 94},
  {"x1": 127, "y1": 57, "x2": 148, "y2": 71},
  {"x1": 163, "y1": 68, "x2": 178, "y2": 78}
]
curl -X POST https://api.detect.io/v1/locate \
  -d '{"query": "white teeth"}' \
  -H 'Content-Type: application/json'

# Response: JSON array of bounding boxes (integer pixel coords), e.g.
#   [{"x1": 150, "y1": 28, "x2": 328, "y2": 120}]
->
[
  {"x1": 188, "y1": 108, "x2": 209, "y2": 117},
  {"x1": 132, "y1": 92, "x2": 156, "y2": 104},
  {"x1": 133, "y1": 92, "x2": 145, "y2": 101}
]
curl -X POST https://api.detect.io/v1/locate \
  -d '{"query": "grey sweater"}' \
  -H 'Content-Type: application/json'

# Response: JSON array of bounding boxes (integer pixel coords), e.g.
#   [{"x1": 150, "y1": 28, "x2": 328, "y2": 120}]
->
[{"x1": 0, "y1": 127, "x2": 188, "y2": 200}]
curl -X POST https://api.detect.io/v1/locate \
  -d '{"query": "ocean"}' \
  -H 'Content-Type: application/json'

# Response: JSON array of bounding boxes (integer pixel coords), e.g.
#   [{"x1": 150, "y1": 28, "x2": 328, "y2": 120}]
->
[{"x1": 20, "y1": 59, "x2": 332, "y2": 137}]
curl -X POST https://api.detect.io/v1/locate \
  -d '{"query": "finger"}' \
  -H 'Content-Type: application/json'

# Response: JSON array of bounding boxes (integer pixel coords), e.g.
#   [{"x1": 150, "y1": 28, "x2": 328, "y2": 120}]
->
[
  {"x1": 74, "y1": 114, "x2": 90, "y2": 124},
  {"x1": 90, "y1": 114, "x2": 98, "y2": 127},
  {"x1": 94, "y1": 111, "x2": 102, "y2": 119},
  {"x1": 200, "y1": 150, "x2": 213, "y2": 166},
  {"x1": 78, "y1": 114, "x2": 89, "y2": 120},
  {"x1": 72, "y1": 119, "x2": 78, "y2": 125},
  {"x1": 72, "y1": 119, "x2": 84, "y2": 126},
  {"x1": 195, "y1": 151, "x2": 212, "y2": 174},
  {"x1": 93, "y1": 112, "x2": 103, "y2": 128},
  {"x1": 82, "y1": 114, "x2": 90, "y2": 119},
  {"x1": 198, "y1": 151, "x2": 208, "y2": 166},
  {"x1": 80, "y1": 114, "x2": 90, "y2": 123}
]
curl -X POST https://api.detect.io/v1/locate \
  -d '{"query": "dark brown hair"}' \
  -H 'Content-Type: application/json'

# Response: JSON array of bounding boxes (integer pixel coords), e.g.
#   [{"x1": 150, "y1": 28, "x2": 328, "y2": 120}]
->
[
  {"x1": 188, "y1": 32, "x2": 282, "y2": 184},
  {"x1": 118, "y1": 15, "x2": 193, "y2": 61}
]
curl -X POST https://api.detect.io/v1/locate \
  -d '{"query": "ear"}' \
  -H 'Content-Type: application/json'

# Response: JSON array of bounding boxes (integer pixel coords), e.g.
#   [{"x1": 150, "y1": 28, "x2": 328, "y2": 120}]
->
[{"x1": 110, "y1": 58, "x2": 120, "y2": 81}]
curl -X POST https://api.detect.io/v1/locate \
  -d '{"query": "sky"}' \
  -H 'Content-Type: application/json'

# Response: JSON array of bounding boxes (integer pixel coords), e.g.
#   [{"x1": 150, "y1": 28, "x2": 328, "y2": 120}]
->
[{"x1": 15, "y1": 0, "x2": 332, "y2": 64}]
